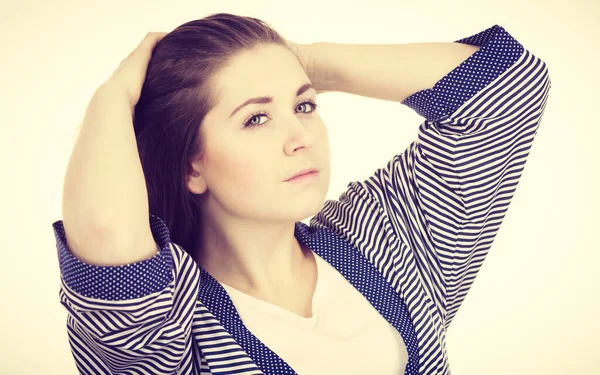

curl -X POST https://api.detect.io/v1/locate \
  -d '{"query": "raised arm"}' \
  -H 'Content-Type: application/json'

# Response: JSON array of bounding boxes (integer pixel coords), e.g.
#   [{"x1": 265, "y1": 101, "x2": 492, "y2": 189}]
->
[
  {"x1": 311, "y1": 25, "x2": 552, "y2": 327},
  {"x1": 53, "y1": 33, "x2": 199, "y2": 374},
  {"x1": 301, "y1": 36, "x2": 481, "y2": 103}
]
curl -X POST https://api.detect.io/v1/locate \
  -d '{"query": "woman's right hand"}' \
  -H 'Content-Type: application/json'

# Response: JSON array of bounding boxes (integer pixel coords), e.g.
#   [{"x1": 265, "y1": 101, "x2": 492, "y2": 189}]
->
[{"x1": 105, "y1": 32, "x2": 168, "y2": 109}]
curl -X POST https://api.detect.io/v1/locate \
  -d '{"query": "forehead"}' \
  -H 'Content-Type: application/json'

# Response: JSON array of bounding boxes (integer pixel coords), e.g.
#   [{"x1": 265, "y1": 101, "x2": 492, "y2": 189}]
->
[{"x1": 213, "y1": 44, "x2": 308, "y2": 104}]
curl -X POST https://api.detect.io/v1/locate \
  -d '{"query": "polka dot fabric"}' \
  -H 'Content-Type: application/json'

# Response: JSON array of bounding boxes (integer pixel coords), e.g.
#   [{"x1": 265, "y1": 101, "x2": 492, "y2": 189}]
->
[
  {"x1": 52, "y1": 214, "x2": 173, "y2": 300},
  {"x1": 401, "y1": 25, "x2": 523, "y2": 122}
]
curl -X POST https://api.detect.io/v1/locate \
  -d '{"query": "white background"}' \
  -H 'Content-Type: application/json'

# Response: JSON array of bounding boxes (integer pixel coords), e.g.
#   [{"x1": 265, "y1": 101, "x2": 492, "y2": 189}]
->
[{"x1": 1, "y1": 0, "x2": 598, "y2": 374}]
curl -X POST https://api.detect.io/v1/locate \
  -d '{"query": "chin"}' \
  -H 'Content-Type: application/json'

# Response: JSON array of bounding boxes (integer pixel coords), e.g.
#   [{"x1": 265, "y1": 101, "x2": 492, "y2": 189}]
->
[{"x1": 289, "y1": 191, "x2": 328, "y2": 222}]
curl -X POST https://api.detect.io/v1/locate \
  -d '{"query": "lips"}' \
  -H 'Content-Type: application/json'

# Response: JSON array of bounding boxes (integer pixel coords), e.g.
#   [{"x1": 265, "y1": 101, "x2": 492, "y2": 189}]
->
[{"x1": 286, "y1": 168, "x2": 318, "y2": 181}]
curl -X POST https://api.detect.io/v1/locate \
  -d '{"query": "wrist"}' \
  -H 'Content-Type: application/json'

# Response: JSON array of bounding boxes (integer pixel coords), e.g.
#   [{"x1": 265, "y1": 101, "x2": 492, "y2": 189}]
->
[
  {"x1": 301, "y1": 42, "x2": 341, "y2": 93},
  {"x1": 94, "y1": 81, "x2": 136, "y2": 118},
  {"x1": 98, "y1": 81, "x2": 136, "y2": 111}
]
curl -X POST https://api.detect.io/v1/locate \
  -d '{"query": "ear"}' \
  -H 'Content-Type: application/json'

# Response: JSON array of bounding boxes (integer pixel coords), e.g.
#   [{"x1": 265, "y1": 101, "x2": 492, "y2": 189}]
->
[{"x1": 186, "y1": 161, "x2": 208, "y2": 195}]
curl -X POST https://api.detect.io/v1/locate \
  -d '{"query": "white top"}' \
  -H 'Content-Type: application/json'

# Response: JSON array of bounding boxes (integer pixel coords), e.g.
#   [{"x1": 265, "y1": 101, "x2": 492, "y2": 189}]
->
[{"x1": 219, "y1": 251, "x2": 408, "y2": 374}]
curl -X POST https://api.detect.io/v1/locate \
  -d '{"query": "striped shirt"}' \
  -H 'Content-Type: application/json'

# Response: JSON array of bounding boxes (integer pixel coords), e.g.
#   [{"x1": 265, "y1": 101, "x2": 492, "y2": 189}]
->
[{"x1": 52, "y1": 24, "x2": 552, "y2": 374}]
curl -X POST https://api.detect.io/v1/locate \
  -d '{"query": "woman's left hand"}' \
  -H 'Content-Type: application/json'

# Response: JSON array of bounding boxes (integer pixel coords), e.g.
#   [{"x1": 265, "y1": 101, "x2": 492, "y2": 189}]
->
[
  {"x1": 285, "y1": 39, "x2": 332, "y2": 94},
  {"x1": 285, "y1": 39, "x2": 312, "y2": 77}
]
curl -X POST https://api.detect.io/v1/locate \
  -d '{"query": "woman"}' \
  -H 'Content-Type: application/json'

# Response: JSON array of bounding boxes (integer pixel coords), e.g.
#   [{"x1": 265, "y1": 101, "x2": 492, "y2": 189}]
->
[{"x1": 53, "y1": 13, "x2": 551, "y2": 375}]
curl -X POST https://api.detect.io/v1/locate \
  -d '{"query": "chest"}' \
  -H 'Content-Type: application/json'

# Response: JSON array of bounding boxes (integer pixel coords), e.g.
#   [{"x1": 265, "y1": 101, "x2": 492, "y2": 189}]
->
[
  {"x1": 195, "y1": 225, "x2": 422, "y2": 375},
  {"x1": 227, "y1": 277, "x2": 409, "y2": 375},
  {"x1": 225, "y1": 250, "x2": 318, "y2": 319}
]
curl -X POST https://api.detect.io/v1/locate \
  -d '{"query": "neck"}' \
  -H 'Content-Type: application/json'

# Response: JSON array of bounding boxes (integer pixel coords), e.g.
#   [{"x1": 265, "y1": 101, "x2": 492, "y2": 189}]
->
[{"x1": 195, "y1": 216, "x2": 311, "y2": 296}]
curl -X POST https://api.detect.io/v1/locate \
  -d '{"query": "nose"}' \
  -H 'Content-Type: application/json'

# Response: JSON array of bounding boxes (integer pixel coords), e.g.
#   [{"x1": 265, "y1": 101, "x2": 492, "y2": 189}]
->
[{"x1": 283, "y1": 117, "x2": 316, "y2": 155}]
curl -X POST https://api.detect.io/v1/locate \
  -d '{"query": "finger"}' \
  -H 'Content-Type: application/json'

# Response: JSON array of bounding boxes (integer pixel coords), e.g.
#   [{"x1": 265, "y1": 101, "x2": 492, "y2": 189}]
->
[
  {"x1": 117, "y1": 32, "x2": 168, "y2": 70},
  {"x1": 122, "y1": 32, "x2": 166, "y2": 64},
  {"x1": 141, "y1": 32, "x2": 168, "y2": 49}
]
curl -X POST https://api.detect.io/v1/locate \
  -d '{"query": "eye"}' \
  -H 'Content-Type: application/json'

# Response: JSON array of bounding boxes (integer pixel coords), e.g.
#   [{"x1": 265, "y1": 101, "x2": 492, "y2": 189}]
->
[
  {"x1": 243, "y1": 111, "x2": 269, "y2": 128},
  {"x1": 296, "y1": 99, "x2": 319, "y2": 114},
  {"x1": 243, "y1": 99, "x2": 319, "y2": 129}
]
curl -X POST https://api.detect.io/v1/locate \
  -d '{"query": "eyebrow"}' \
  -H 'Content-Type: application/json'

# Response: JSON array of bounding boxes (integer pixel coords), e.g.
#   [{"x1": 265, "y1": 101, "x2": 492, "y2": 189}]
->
[{"x1": 229, "y1": 83, "x2": 314, "y2": 118}]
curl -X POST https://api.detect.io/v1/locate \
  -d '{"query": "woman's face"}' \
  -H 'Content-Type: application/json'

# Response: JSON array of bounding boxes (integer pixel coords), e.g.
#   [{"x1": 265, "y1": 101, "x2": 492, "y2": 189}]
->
[{"x1": 186, "y1": 43, "x2": 331, "y2": 224}]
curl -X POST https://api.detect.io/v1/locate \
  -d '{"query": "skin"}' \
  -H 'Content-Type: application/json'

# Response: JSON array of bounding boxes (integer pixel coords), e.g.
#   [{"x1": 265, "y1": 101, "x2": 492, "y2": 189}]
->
[{"x1": 185, "y1": 43, "x2": 331, "y2": 317}]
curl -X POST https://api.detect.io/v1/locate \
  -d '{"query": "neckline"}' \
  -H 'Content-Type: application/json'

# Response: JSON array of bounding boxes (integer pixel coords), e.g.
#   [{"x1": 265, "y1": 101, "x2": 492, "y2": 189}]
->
[{"x1": 218, "y1": 251, "x2": 323, "y2": 325}]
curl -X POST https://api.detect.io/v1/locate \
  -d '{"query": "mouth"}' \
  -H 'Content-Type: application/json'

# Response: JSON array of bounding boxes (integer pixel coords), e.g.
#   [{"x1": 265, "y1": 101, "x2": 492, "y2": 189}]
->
[{"x1": 285, "y1": 168, "x2": 319, "y2": 182}]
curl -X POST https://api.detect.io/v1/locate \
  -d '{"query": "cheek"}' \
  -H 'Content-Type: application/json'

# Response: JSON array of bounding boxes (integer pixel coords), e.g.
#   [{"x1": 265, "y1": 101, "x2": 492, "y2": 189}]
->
[
  {"x1": 204, "y1": 141, "x2": 269, "y2": 198},
  {"x1": 205, "y1": 145, "x2": 279, "y2": 216},
  {"x1": 208, "y1": 149, "x2": 256, "y2": 184}
]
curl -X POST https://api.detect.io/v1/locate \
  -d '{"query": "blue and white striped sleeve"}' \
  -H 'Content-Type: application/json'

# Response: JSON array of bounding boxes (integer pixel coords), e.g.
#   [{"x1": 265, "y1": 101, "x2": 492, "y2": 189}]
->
[
  {"x1": 52, "y1": 214, "x2": 199, "y2": 374},
  {"x1": 313, "y1": 25, "x2": 551, "y2": 326}
]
